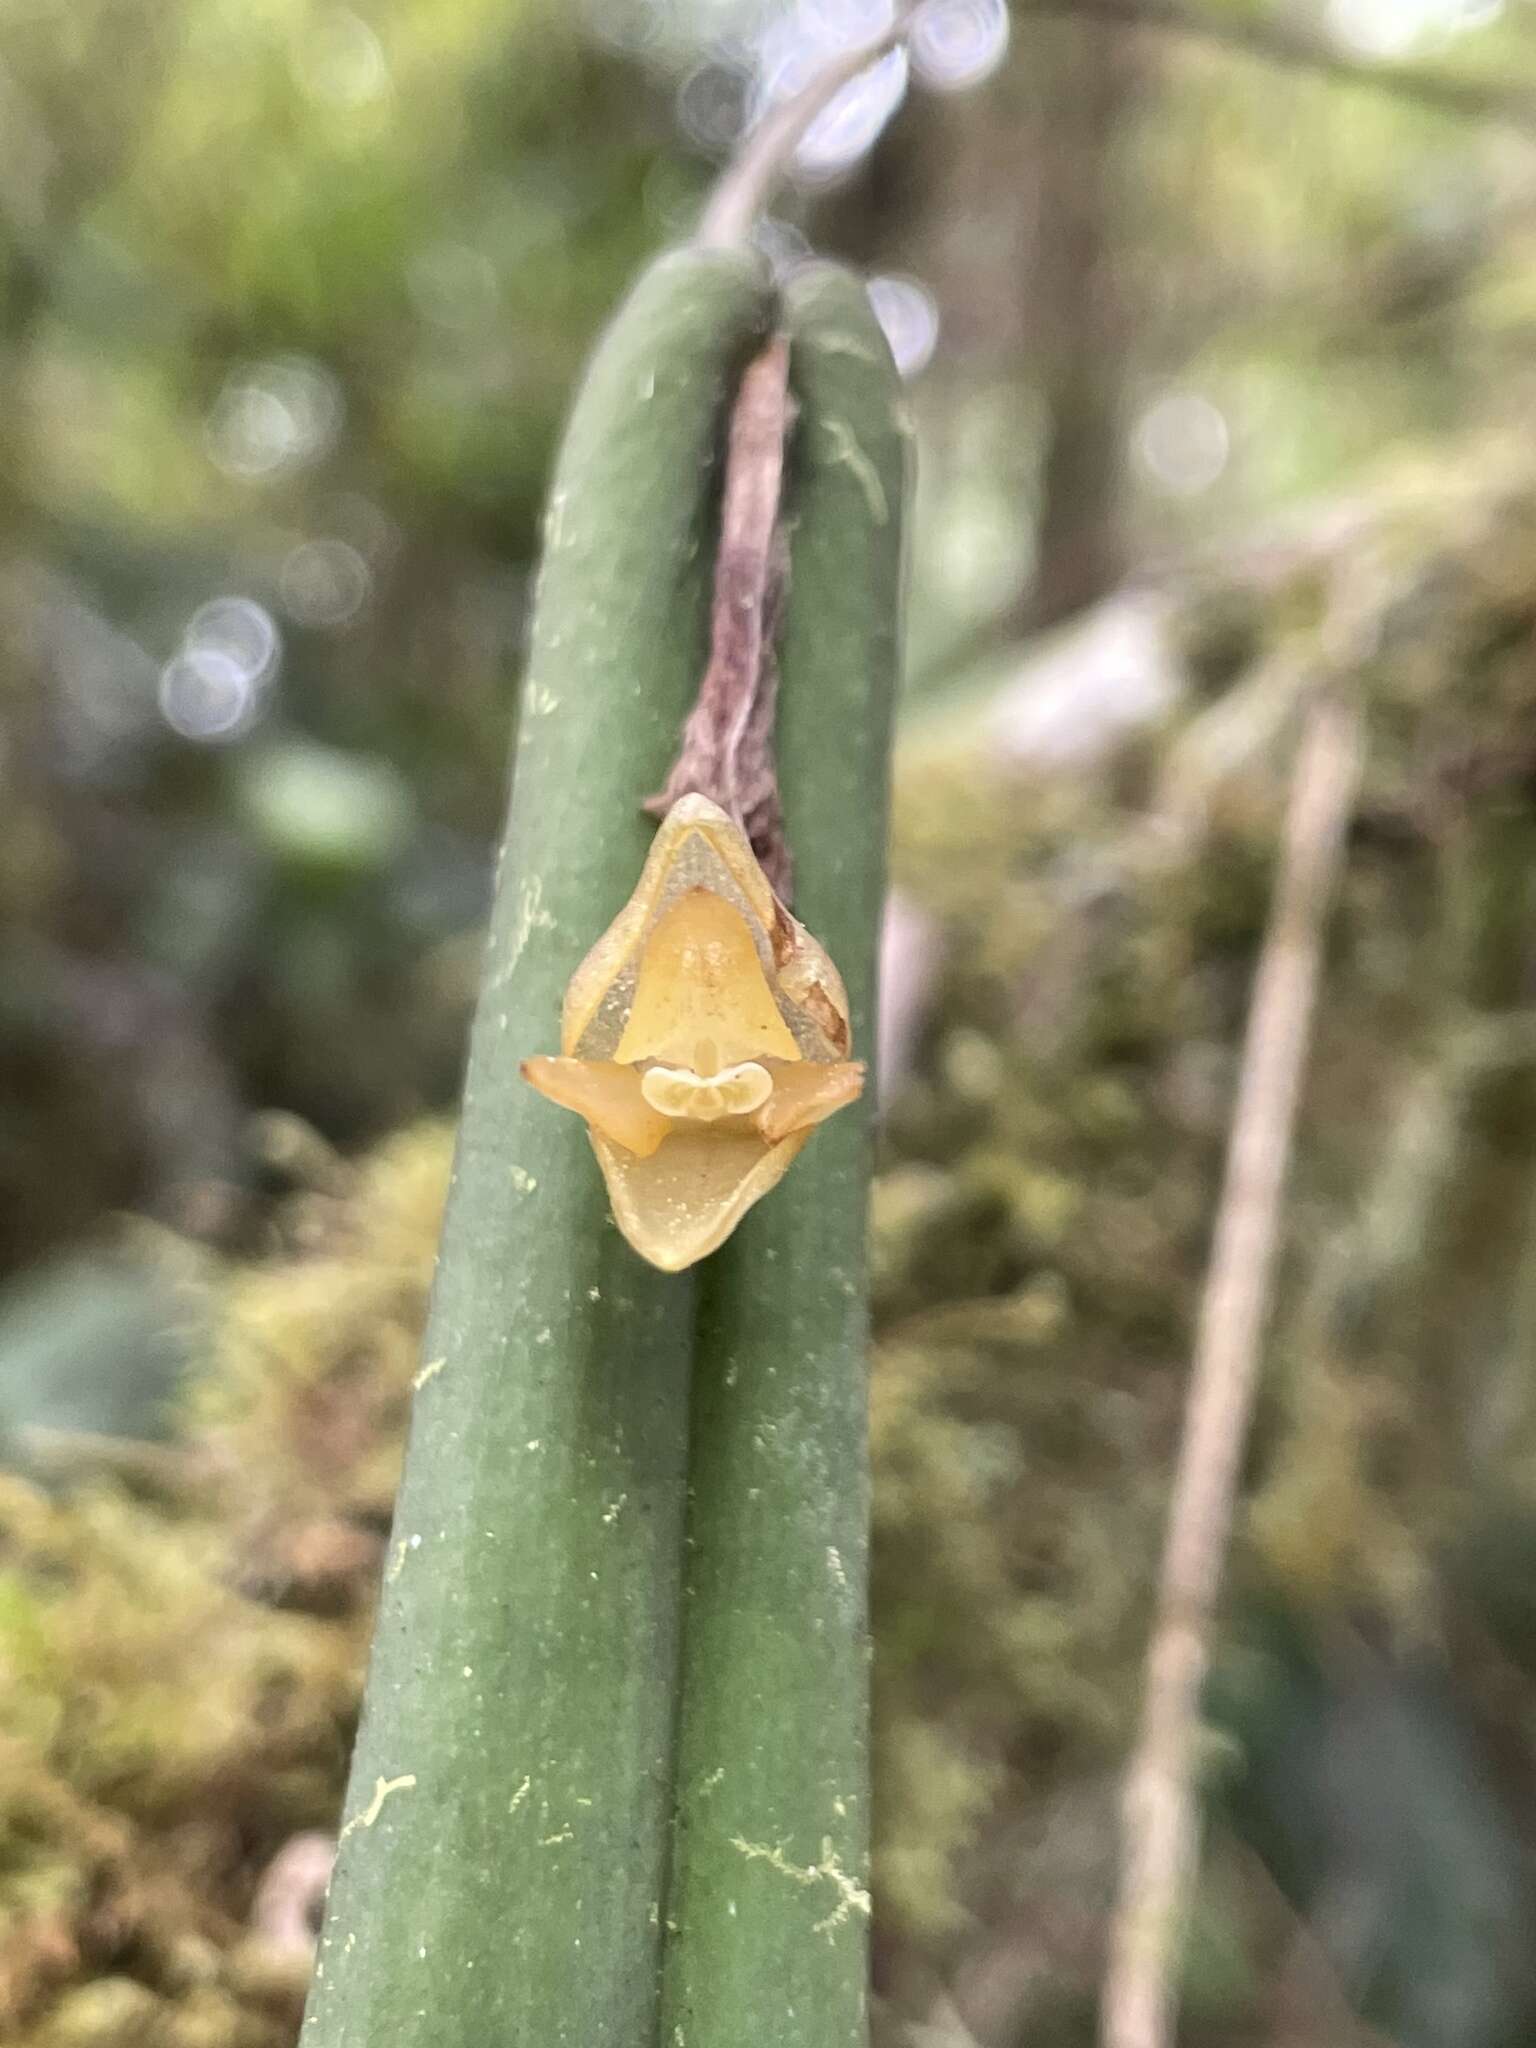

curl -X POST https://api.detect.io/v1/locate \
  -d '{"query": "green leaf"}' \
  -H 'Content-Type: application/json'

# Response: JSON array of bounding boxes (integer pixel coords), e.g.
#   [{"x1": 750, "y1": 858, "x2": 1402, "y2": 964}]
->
[
  {"x1": 658, "y1": 264, "x2": 910, "y2": 2048},
  {"x1": 300, "y1": 245, "x2": 772, "y2": 2048}
]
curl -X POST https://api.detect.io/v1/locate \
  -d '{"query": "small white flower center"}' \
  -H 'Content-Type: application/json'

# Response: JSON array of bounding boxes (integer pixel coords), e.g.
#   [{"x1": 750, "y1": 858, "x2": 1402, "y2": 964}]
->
[{"x1": 640, "y1": 1059, "x2": 773, "y2": 1123}]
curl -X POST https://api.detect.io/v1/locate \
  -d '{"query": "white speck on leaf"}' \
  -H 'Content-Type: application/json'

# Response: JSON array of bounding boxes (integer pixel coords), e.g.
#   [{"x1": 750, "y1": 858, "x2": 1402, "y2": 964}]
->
[
  {"x1": 338, "y1": 1773, "x2": 416, "y2": 1844},
  {"x1": 494, "y1": 876, "x2": 556, "y2": 986},
  {"x1": 819, "y1": 416, "x2": 887, "y2": 524},
  {"x1": 728, "y1": 1835, "x2": 870, "y2": 1939}
]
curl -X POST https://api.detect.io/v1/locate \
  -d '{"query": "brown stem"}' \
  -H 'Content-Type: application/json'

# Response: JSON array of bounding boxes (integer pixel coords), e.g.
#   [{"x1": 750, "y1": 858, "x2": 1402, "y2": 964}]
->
[
  {"x1": 1099, "y1": 686, "x2": 1365, "y2": 2048},
  {"x1": 647, "y1": 335, "x2": 797, "y2": 897}
]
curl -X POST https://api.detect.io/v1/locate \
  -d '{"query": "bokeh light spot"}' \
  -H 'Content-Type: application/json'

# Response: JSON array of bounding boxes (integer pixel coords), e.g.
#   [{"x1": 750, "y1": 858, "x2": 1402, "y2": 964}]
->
[
  {"x1": 677, "y1": 58, "x2": 752, "y2": 153},
  {"x1": 159, "y1": 597, "x2": 280, "y2": 744},
  {"x1": 801, "y1": 0, "x2": 899, "y2": 38},
  {"x1": 280, "y1": 540, "x2": 373, "y2": 629},
  {"x1": 185, "y1": 596, "x2": 280, "y2": 690},
  {"x1": 294, "y1": 8, "x2": 391, "y2": 109},
  {"x1": 750, "y1": 216, "x2": 812, "y2": 276},
  {"x1": 867, "y1": 273, "x2": 939, "y2": 378},
  {"x1": 910, "y1": 0, "x2": 1009, "y2": 89},
  {"x1": 158, "y1": 649, "x2": 258, "y2": 743},
  {"x1": 1133, "y1": 392, "x2": 1231, "y2": 498},
  {"x1": 1327, "y1": 0, "x2": 1501, "y2": 55},
  {"x1": 205, "y1": 358, "x2": 343, "y2": 482},
  {"x1": 751, "y1": 4, "x2": 909, "y2": 184},
  {"x1": 793, "y1": 46, "x2": 908, "y2": 179}
]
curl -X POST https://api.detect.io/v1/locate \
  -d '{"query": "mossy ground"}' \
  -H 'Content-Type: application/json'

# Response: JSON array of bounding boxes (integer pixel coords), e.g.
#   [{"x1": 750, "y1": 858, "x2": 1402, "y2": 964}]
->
[{"x1": 0, "y1": 1131, "x2": 446, "y2": 2046}]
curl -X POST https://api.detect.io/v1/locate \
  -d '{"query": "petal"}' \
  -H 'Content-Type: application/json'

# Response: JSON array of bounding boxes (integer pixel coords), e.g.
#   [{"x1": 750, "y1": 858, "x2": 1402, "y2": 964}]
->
[
  {"x1": 590, "y1": 1125, "x2": 811, "y2": 1272},
  {"x1": 754, "y1": 1061, "x2": 866, "y2": 1144},
  {"x1": 613, "y1": 888, "x2": 800, "y2": 1069},
  {"x1": 520, "y1": 1056, "x2": 673, "y2": 1159}
]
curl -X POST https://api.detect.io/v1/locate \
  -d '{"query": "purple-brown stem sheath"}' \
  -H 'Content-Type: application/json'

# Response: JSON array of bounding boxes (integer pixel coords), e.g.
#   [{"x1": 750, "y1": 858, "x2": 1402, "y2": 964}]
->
[{"x1": 647, "y1": 335, "x2": 797, "y2": 898}]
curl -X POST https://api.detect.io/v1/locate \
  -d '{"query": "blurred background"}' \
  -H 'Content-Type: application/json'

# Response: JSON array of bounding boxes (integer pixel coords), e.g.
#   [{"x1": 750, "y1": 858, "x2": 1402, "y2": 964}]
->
[{"x1": 7, "y1": 0, "x2": 1536, "y2": 2042}]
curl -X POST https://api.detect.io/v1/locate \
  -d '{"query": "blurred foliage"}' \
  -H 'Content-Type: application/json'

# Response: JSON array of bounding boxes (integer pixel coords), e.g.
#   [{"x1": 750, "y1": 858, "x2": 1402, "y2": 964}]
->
[{"x1": 0, "y1": 0, "x2": 710, "y2": 1268}]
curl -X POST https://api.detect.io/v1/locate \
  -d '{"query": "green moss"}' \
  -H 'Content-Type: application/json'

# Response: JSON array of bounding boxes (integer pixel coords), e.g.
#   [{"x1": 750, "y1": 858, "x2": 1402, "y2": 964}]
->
[{"x1": 0, "y1": 1130, "x2": 449, "y2": 2044}]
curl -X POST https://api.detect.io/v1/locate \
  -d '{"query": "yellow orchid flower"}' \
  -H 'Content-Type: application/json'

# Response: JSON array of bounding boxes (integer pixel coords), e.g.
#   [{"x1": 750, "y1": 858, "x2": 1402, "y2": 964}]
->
[{"x1": 521, "y1": 795, "x2": 864, "y2": 1270}]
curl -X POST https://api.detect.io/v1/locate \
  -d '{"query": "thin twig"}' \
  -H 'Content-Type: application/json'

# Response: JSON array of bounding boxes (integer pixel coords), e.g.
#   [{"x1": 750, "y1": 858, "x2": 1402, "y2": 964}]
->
[
  {"x1": 1025, "y1": 0, "x2": 1536, "y2": 134},
  {"x1": 647, "y1": 335, "x2": 797, "y2": 895},
  {"x1": 696, "y1": 6, "x2": 924, "y2": 250},
  {"x1": 1100, "y1": 686, "x2": 1365, "y2": 2048}
]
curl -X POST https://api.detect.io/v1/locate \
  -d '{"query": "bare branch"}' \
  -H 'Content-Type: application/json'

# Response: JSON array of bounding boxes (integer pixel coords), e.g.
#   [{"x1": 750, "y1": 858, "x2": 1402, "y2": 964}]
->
[{"x1": 1100, "y1": 685, "x2": 1365, "y2": 2048}]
